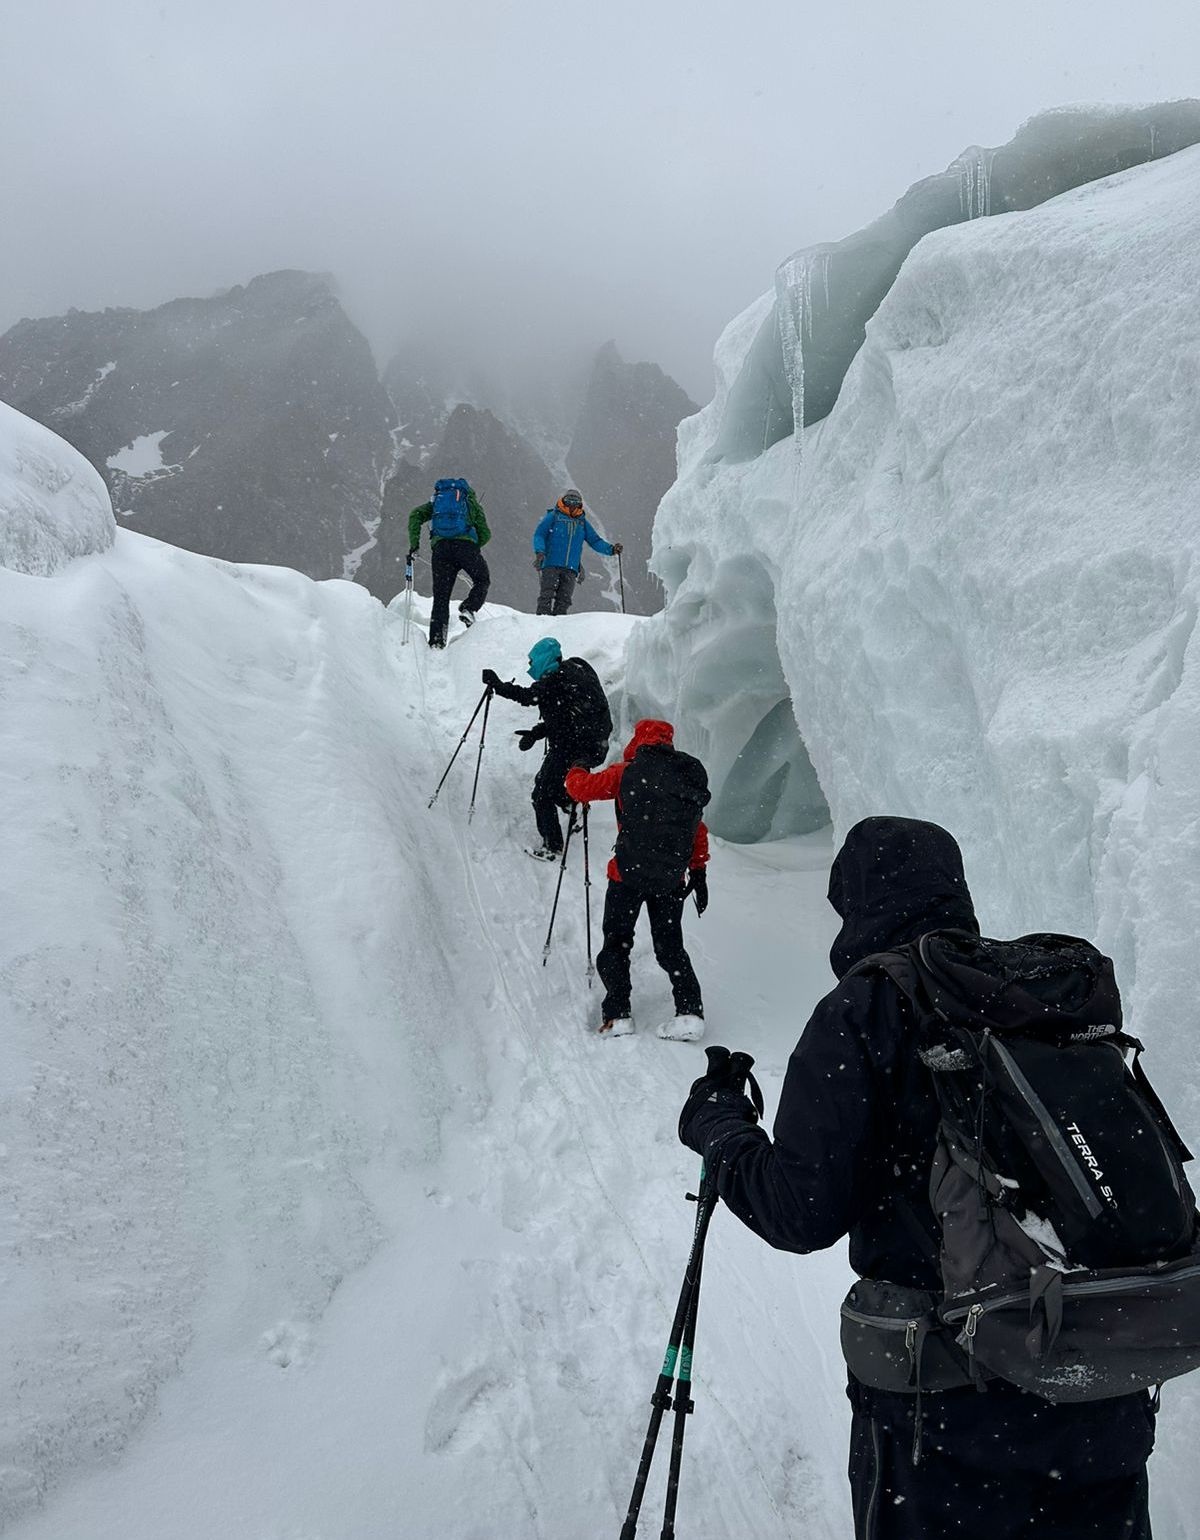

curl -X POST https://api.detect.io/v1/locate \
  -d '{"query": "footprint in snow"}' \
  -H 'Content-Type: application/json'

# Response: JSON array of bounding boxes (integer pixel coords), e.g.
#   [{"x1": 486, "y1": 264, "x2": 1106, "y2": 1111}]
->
[
  {"x1": 424, "y1": 1364, "x2": 507, "y2": 1453},
  {"x1": 261, "y1": 1321, "x2": 312, "y2": 1369}
]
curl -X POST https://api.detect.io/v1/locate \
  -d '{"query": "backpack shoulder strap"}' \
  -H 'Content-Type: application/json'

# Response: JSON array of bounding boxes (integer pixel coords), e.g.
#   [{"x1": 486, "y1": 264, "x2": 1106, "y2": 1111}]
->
[{"x1": 1125, "y1": 1036, "x2": 1195, "y2": 1165}]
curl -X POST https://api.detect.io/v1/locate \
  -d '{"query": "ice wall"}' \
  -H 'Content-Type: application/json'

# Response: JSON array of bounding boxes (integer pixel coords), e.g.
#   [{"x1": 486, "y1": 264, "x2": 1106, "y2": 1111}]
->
[
  {"x1": 781, "y1": 146, "x2": 1200, "y2": 1095},
  {"x1": 0, "y1": 399, "x2": 115, "y2": 575},
  {"x1": 717, "y1": 101, "x2": 1200, "y2": 461},
  {"x1": 632, "y1": 105, "x2": 1200, "y2": 845},
  {"x1": 631, "y1": 119, "x2": 1200, "y2": 1528},
  {"x1": 624, "y1": 292, "x2": 829, "y2": 840}
]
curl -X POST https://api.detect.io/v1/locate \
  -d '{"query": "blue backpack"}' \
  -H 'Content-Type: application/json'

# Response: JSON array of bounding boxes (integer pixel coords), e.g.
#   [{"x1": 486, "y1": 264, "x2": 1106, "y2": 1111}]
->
[{"x1": 430, "y1": 478, "x2": 473, "y2": 540}]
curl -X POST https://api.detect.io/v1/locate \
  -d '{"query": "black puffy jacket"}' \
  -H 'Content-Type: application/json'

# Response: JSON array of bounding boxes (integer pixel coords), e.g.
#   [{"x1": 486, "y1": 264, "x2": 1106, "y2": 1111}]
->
[
  {"x1": 687, "y1": 817, "x2": 1154, "y2": 1455},
  {"x1": 490, "y1": 657, "x2": 612, "y2": 758},
  {"x1": 689, "y1": 817, "x2": 978, "y2": 1285}
]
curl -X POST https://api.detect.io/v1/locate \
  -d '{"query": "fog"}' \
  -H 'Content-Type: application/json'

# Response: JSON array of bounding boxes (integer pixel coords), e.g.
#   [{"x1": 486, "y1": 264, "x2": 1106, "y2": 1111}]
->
[{"x1": 5, "y1": 0, "x2": 1199, "y2": 399}]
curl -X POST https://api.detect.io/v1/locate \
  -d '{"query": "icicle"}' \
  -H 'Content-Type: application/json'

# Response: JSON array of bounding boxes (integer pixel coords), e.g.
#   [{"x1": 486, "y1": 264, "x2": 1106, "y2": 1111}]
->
[
  {"x1": 956, "y1": 147, "x2": 995, "y2": 220},
  {"x1": 774, "y1": 248, "x2": 834, "y2": 462},
  {"x1": 775, "y1": 255, "x2": 806, "y2": 459}
]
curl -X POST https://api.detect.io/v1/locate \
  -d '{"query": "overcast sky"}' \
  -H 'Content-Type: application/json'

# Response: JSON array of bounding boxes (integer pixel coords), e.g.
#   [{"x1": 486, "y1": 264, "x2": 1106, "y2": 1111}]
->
[{"x1": 5, "y1": 0, "x2": 1199, "y2": 399}]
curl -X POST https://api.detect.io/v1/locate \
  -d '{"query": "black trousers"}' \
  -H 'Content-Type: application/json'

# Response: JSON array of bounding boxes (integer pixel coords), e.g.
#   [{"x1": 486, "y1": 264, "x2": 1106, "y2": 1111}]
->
[
  {"x1": 536, "y1": 565, "x2": 579, "y2": 616},
  {"x1": 596, "y1": 879, "x2": 703, "y2": 1020},
  {"x1": 533, "y1": 739, "x2": 606, "y2": 851},
  {"x1": 431, "y1": 538, "x2": 490, "y2": 642},
  {"x1": 848, "y1": 1384, "x2": 1155, "y2": 1540}
]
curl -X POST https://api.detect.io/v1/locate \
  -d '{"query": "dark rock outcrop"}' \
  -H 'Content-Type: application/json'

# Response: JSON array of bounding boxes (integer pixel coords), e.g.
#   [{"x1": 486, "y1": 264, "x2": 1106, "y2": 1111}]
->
[
  {"x1": 0, "y1": 271, "x2": 396, "y2": 578},
  {"x1": 567, "y1": 343, "x2": 698, "y2": 614},
  {"x1": 368, "y1": 339, "x2": 697, "y2": 615},
  {"x1": 358, "y1": 404, "x2": 558, "y2": 609}
]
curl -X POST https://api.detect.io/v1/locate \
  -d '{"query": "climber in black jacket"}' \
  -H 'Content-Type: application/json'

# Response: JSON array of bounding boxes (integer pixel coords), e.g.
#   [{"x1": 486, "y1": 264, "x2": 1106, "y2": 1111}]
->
[
  {"x1": 482, "y1": 636, "x2": 612, "y2": 859},
  {"x1": 678, "y1": 817, "x2": 1155, "y2": 1540}
]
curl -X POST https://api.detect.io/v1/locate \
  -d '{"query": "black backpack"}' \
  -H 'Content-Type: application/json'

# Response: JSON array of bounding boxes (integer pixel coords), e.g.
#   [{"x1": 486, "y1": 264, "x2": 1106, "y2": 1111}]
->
[
  {"x1": 615, "y1": 745, "x2": 709, "y2": 895},
  {"x1": 840, "y1": 929, "x2": 1200, "y2": 1428}
]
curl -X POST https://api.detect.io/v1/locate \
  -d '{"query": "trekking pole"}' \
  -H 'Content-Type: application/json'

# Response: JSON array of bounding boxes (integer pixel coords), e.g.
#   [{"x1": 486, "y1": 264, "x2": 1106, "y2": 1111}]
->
[
  {"x1": 401, "y1": 556, "x2": 414, "y2": 646},
  {"x1": 659, "y1": 1230, "x2": 709, "y2": 1540},
  {"x1": 466, "y1": 687, "x2": 492, "y2": 824},
  {"x1": 582, "y1": 805, "x2": 594, "y2": 986},
  {"x1": 542, "y1": 807, "x2": 578, "y2": 964},
  {"x1": 427, "y1": 687, "x2": 492, "y2": 810},
  {"x1": 618, "y1": 1049, "x2": 760, "y2": 1540},
  {"x1": 618, "y1": 1168, "x2": 717, "y2": 1540},
  {"x1": 617, "y1": 551, "x2": 627, "y2": 615}
]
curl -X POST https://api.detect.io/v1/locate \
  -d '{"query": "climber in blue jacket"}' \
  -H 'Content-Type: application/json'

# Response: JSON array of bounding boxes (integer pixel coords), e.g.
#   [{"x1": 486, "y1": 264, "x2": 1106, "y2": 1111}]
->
[{"x1": 532, "y1": 489, "x2": 623, "y2": 616}]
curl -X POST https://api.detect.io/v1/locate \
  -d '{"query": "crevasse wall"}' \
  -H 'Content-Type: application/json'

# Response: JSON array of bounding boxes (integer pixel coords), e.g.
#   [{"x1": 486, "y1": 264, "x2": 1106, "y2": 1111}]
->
[
  {"x1": 629, "y1": 102, "x2": 1200, "y2": 847},
  {"x1": 630, "y1": 140, "x2": 1200, "y2": 1529},
  {"x1": 625, "y1": 295, "x2": 829, "y2": 841}
]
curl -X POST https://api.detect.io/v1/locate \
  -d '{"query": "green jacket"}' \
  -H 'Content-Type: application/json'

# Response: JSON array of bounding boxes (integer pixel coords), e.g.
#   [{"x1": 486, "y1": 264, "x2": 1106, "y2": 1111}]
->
[{"x1": 408, "y1": 490, "x2": 491, "y2": 552}]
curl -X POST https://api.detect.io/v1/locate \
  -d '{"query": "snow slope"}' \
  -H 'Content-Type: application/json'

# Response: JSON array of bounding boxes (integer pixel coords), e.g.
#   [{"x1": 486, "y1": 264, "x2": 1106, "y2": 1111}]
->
[
  {"x1": 2, "y1": 418, "x2": 855, "y2": 1539},
  {"x1": 0, "y1": 399, "x2": 114, "y2": 575}
]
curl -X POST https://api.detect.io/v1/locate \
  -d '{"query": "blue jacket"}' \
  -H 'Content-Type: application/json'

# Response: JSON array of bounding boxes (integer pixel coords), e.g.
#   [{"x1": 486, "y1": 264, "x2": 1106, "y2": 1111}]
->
[{"x1": 533, "y1": 509, "x2": 614, "y2": 571}]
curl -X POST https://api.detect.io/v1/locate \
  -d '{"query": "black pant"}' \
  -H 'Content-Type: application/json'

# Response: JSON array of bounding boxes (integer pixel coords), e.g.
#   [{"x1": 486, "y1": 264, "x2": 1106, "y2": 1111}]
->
[
  {"x1": 536, "y1": 565, "x2": 579, "y2": 616},
  {"x1": 431, "y1": 538, "x2": 490, "y2": 643},
  {"x1": 533, "y1": 739, "x2": 606, "y2": 851},
  {"x1": 596, "y1": 879, "x2": 703, "y2": 1020},
  {"x1": 848, "y1": 1384, "x2": 1154, "y2": 1540}
]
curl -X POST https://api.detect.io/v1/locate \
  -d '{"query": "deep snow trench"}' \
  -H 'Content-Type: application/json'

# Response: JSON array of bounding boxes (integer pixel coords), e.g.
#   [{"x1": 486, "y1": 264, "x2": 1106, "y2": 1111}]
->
[{"x1": 3, "y1": 532, "x2": 861, "y2": 1540}]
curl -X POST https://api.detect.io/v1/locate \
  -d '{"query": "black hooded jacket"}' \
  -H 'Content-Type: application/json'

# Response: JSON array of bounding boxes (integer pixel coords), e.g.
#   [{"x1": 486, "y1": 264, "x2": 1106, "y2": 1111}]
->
[
  {"x1": 490, "y1": 657, "x2": 612, "y2": 758},
  {"x1": 686, "y1": 816, "x2": 1155, "y2": 1478},
  {"x1": 690, "y1": 817, "x2": 980, "y2": 1287}
]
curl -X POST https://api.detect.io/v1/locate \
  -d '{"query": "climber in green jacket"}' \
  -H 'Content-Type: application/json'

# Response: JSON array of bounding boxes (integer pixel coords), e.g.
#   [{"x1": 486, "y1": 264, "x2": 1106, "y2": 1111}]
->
[{"x1": 408, "y1": 477, "x2": 492, "y2": 648}]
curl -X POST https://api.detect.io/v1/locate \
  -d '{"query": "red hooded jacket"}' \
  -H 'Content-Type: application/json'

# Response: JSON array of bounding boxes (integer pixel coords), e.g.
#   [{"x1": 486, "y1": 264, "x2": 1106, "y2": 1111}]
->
[{"x1": 564, "y1": 719, "x2": 710, "y2": 884}]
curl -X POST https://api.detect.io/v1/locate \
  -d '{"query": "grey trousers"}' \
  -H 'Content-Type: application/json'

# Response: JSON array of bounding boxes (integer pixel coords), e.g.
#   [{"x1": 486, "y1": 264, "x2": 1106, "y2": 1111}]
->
[{"x1": 536, "y1": 565, "x2": 579, "y2": 616}]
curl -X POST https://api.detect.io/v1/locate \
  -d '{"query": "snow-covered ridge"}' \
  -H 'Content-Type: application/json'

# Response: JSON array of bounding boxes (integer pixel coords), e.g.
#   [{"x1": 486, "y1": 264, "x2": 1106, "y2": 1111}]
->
[{"x1": 0, "y1": 400, "x2": 114, "y2": 574}]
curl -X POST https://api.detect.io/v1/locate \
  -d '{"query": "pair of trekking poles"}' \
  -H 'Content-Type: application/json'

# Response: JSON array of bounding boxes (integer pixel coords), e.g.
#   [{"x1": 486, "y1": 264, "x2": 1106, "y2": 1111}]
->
[
  {"x1": 620, "y1": 1047, "x2": 762, "y2": 1539},
  {"x1": 427, "y1": 684, "x2": 595, "y2": 978}
]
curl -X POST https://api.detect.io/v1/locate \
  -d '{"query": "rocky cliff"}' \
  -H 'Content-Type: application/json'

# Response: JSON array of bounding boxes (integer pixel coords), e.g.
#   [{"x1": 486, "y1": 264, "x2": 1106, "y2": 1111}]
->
[{"x1": 0, "y1": 271, "x2": 396, "y2": 578}]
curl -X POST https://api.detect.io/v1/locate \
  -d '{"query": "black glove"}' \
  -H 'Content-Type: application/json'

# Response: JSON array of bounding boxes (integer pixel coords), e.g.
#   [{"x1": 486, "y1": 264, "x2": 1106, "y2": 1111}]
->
[
  {"x1": 612, "y1": 542, "x2": 624, "y2": 555},
  {"x1": 407, "y1": 547, "x2": 418, "y2": 561},
  {"x1": 576, "y1": 566, "x2": 586, "y2": 584},
  {"x1": 481, "y1": 668, "x2": 501, "y2": 690},
  {"x1": 533, "y1": 553, "x2": 544, "y2": 570},
  {"x1": 683, "y1": 868, "x2": 708, "y2": 916},
  {"x1": 516, "y1": 729, "x2": 540, "y2": 752},
  {"x1": 678, "y1": 1046, "x2": 764, "y2": 1155}
]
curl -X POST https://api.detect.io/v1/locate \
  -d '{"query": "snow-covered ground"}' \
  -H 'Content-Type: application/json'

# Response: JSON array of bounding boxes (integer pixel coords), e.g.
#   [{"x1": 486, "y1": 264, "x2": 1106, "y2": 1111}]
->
[
  {"x1": 106, "y1": 429, "x2": 178, "y2": 481},
  {"x1": 2, "y1": 470, "x2": 857, "y2": 1538}
]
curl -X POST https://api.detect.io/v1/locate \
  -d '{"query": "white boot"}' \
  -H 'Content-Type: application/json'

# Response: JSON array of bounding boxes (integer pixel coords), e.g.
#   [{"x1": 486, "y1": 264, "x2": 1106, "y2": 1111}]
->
[
  {"x1": 657, "y1": 1014, "x2": 704, "y2": 1042},
  {"x1": 600, "y1": 1016, "x2": 634, "y2": 1037}
]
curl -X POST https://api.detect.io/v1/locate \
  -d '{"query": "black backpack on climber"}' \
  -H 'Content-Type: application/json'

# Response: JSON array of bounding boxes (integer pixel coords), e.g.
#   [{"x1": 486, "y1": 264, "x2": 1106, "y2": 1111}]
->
[
  {"x1": 615, "y1": 744, "x2": 710, "y2": 896},
  {"x1": 839, "y1": 929, "x2": 1200, "y2": 1423}
]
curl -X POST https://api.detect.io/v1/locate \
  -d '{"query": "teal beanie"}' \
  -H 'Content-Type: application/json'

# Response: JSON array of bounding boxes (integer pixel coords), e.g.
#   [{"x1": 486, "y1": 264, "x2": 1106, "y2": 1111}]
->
[{"x1": 528, "y1": 637, "x2": 563, "y2": 680}]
